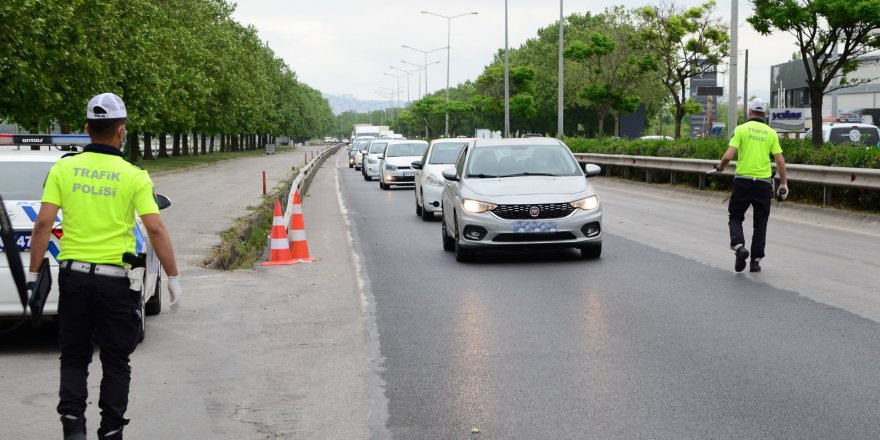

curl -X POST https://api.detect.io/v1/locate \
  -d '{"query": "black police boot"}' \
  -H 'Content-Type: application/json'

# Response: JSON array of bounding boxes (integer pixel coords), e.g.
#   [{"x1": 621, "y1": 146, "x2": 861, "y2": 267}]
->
[
  {"x1": 750, "y1": 259, "x2": 762, "y2": 273},
  {"x1": 97, "y1": 426, "x2": 124, "y2": 440},
  {"x1": 733, "y1": 245, "x2": 749, "y2": 273},
  {"x1": 61, "y1": 415, "x2": 86, "y2": 440}
]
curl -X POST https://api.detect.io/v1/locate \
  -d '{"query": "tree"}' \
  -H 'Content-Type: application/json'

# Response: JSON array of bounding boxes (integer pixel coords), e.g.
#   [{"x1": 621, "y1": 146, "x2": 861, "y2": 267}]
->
[
  {"x1": 748, "y1": 0, "x2": 880, "y2": 146},
  {"x1": 564, "y1": 7, "x2": 656, "y2": 137},
  {"x1": 636, "y1": 1, "x2": 730, "y2": 138},
  {"x1": 443, "y1": 100, "x2": 475, "y2": 136}
]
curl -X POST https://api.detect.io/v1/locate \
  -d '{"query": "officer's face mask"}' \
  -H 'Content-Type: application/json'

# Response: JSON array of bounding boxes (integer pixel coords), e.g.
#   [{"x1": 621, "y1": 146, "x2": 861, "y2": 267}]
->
[{"x1": 119, "y1": 125, "x2": 128, "y2": 150}]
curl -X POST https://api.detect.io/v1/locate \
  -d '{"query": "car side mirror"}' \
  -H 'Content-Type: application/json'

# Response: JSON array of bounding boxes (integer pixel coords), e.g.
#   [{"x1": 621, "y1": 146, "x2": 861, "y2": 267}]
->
[
  {"x1": 411, "y1": 160, "x2": 423, "y2": 170},
  {"x1": 155, "y1": 194, "x2": 172, "y2": 210},
  {"x1": 442, "y1": 168, "x2": 459, "y2": 182},
  {"x1": 377, "y1": 155, "x2": 384, "y2": 160},
  {"x1": 584, "y1": 163, "x2": 602, "y2": 178}
]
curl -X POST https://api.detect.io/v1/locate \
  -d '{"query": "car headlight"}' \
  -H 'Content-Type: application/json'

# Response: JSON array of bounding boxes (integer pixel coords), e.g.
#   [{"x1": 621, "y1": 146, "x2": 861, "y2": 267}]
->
[
  {"x1": 385, "y1": 164, "x2": 397, "y2": 171},
  {"x1": 425, "y1": 173, "x2": 443, "y2": 187},
  {"x1": 570, "y1": 196, "x2": 599, "y2": 211},
  {"x1": 462, "y1": 199, "x2": 497, "y2": 214}
]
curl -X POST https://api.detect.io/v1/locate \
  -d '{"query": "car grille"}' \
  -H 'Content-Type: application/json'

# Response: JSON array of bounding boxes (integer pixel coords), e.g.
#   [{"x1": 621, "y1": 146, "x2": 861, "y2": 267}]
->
[
  {"x1": 493, "y1": 232, "x2": 577, "y2": 242},
  {"x1": 492, "y1": 203, "x2": 575, "y2": 219},
  {"x1": 391, "y1": 176, "x2": 415, "y2": 182}
]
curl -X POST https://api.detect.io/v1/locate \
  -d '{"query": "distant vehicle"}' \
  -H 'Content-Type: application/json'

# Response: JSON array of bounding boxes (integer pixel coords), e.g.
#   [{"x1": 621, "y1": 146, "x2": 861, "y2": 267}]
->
[
  {"x1": 805, "y1": 122, "x2": 880, "y2": 147},
  {"x1": 521, "y1": 133, "x2": 544, "y2": 138},
  {"x1": 439, "y1": 137, "x2": 603, "y2": 262},
  {"x1": 352, "y1": 124, "x2": 381, "y2": 139},
  {"x1": 412, "y1": 138, "x2": 469, "y2": 220},
  {"x1": 351, "y1": 136, "x2": 375, "y2": 170},
  {"x1": 378, "y1": 140, "x2": 429, "y2": 190},
  {"x1": 639, "y1": 135, "x2": 674, "y2": 141},
  {"x1": 323, "y1": 137, "x2": 332, "y2": 144},
  {"x1": 362, "y1": 139, "x2": 389, "y2": 181}
]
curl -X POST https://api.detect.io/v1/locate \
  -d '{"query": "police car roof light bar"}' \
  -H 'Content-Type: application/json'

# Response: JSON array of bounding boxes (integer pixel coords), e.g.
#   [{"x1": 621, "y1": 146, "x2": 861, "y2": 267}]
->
[{"x1": 0, "y1": 134, "x2": 91, "y2": 146}]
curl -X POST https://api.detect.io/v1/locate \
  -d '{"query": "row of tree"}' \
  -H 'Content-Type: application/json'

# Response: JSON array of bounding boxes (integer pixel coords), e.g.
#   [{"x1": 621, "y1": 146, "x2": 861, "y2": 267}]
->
[
  {"x1": 0, "y1": 0, "x2": 335, "y2": 159},
  {"x1": 373, "y1": 0, "x2": 880, "y2": 147}
]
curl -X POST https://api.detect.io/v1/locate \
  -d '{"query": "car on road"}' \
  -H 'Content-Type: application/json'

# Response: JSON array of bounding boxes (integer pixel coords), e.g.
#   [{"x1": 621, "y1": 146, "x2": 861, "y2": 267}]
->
[
  {"x1": 362, "y1": 139, "x2": 389, "y2": 181},
  {"x1": 412, "y1": 138, "x2": 469, "y2": 220},
  {"x1": 378, "y1": 140, "x2": 429, "y2": 190},
  {"x1": 351, "y1": 137, "x2": 375, "y2": 170},
  {"x1": 439, "y1": 137, "x2": 603, "y2": 262},
  {"x1": 639, "y1": 135, "x2": 674, "y2": 141},
  {"x1": 805, "y1": 122, "x2": 880, "y2": 147},
  {"x1": 0, "y1": 149, "x2": 169, "y2": 340}
]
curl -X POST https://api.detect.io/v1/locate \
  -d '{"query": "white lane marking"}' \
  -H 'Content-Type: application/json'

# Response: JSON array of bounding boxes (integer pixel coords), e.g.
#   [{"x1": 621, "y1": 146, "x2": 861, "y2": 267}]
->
[{"x1": 335, "y1": 153, "x2": 368, "y2": 310}]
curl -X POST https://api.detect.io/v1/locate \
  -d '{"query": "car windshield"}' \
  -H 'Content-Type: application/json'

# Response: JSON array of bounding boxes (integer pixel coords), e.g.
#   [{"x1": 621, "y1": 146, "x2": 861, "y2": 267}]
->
[
  {"x1": 0, "y1": 161, "x2": 55, "y2": 199},
  {"x1": 428, "y1": 142, "x2": 466, "y2": 164},
  {"x1": 386, "y1": 143, "x2": 428, "y2": 157},
  {"x1": 466, "y1": 145, "x2": 581, "y2": 178},
  {"x1": 369, "y1": 142, "x2": 387, "y2": 154},
  {"x1": 828, "y1": 126, "x2": 879, "y2": 145},
  {"x1": 356, "y1": 142, "x2": 370, "y2": 152}
]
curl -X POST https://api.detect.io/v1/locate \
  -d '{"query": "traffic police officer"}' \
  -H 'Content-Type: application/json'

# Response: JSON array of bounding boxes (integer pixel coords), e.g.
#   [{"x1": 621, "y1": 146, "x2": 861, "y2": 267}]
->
[
  {"x1": 28, "y1": 93, "x2": 182, "y2": 440},
  {"x1": 714, "y1": 98, "x2": 789, "y2": 273}
]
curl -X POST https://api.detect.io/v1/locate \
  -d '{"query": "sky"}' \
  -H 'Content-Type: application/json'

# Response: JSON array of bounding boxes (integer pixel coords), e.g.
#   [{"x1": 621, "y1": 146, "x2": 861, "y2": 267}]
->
[{"x1": 232, "y1": 0, "x2": 794, "y2": 107}]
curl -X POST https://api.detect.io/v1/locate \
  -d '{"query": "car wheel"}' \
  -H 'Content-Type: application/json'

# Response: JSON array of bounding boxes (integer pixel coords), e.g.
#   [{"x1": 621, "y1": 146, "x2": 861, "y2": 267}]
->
[
  {"x1": 145, "y1": 273, "x2": 162, "y2": 316},
  {"x1": 441, "y1": 213, "x2": 454, "y2": 251},
  {"x1": 363, "y1": 174, "x2": 371, "y2": 181},
  {"x1": 380, "y1": 181, "x2": 389, "y2": 190},
  {"x1": 415, "y1": 196, "x2": 423, "y2": 216},
  {"x1": 454, "y1": 216, "x2": 473, "y2": 262},
  {"x1": 137, "y1": 293, "x2": 146, "y2": 343},
  {"x1": 580, "y1": 243, "x2": 602, "y2": 259},
  {"x1": 349, "y1": 162, "x2": 354, "y2": 168}
]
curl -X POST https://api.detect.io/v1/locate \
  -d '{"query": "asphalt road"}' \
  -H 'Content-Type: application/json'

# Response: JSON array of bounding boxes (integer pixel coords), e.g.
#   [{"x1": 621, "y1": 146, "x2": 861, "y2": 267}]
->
[{"x1": 339, "y1": 156, "x2": 880, "y2": 439}]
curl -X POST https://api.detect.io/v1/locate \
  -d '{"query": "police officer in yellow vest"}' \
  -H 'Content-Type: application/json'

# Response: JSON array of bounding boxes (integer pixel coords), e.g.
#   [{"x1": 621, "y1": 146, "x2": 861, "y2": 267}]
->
[
  {"x1": 28, "y1": 93, "x2": 182, "y2": 440},
  {"x1": 714, "y1": 98, "x2": 789, "y2": 273}
]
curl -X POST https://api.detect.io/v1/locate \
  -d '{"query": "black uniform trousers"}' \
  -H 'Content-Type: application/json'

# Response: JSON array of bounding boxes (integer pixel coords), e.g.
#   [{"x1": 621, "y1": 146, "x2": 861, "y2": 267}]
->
[
  {"x1": 728, "y1": 177, "x2": 773, "y2": 260},
  {"x1": 56, "y1": 266, "x2": 141, "y2": 431}
]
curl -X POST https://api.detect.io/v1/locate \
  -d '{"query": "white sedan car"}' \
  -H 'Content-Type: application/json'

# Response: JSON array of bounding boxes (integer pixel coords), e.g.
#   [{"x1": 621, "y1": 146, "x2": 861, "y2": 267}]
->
[
  {"x1": 412, "y1": 138, "x2": 469, "y2": 220},
  {"x1": 378, "y1": 140, "x2": 429, "y2": 190},
  {"x1": 362, "y1": 139, "x2": 389, "y2": 181},
  {"x1": 0, "y1": 149, "x2": 167, "y2": 340}
]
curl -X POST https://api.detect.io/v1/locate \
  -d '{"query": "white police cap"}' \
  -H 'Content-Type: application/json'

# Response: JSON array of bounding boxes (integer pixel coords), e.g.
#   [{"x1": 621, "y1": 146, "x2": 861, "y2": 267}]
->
[{"x1": 86, "y1": 93, "x2": 127, "y2": 119}]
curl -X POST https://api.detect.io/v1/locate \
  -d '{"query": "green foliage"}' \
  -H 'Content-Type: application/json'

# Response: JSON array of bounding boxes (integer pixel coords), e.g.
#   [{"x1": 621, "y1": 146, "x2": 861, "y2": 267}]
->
[
  {"x1": 0, "y1": 0, "x2": 333, "y2": 152},
  {"x1": 747, "y1": 0, "x2": 880, "y2": 146}
]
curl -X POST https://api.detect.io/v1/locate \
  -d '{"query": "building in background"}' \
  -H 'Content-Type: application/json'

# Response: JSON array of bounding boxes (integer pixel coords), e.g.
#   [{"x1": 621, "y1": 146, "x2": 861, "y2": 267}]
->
[{"x1": 770, "y1": 56, "x2": 880, "y2": 117}]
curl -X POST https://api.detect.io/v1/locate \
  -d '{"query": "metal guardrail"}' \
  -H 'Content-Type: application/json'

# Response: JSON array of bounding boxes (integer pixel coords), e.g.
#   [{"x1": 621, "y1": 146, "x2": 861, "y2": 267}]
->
[
  {"x1": 573, "y1": 153, "x2": 880, "y2": 206},
  {"x1": 281, "y1": 144, "x2": 342, "y2": 230}
]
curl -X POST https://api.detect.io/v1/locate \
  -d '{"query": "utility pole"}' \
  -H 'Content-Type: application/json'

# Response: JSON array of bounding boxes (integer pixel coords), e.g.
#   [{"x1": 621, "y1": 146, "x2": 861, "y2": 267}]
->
[
  {"x1": 558, "y1": 0, "x2": 564, "y2": 138},
  {"x1": 504, "y1": 0, "x2": 510, "y2": 137},
  {"x1": 727, "y1": 0, "x2": 739, "y2": 136},
  {"x1": 743, "y1": 49, "x2": 749, "y2": 119}
]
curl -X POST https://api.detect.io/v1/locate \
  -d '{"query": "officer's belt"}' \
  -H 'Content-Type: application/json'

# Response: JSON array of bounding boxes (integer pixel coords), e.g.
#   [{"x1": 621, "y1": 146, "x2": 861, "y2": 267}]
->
[
  {"x1": 734, "y1": 175, "x2": 772, "y2": 183},
  {"x1": 60, "y1": 260, "x2": 128, "y2": 278}
]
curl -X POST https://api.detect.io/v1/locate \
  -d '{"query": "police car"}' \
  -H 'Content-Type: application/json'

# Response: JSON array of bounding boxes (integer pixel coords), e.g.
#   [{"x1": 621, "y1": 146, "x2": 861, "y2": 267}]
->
[{"x1": 0, "y1": 135, "x2": 166, "y2": 340}]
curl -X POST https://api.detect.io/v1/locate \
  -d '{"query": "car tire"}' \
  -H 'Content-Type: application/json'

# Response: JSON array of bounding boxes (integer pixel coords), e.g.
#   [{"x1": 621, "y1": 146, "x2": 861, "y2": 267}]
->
[
  {"x1": 145, "y1": 273, "x2": 162, "y2": 316},
  {"x1": 415, "y1": 196, "x2": 423, "y2": 216},
  {"x1": 137, "y1": 294, "x2": 146, "y2": 343},
  {"x1": 380, "y1": 181, "x2": 389, "y2": 190},
  {"x1": 363, "y1": 174, "x2": 371, "y2": 181},
  {"x1": 349, "y1": 162, "x2": 354, "y2": 168},
  {"x1": 454, "y1": 217, "x2": 473, "y2": 262},
  {"x1": 580, "y1": 243, "x2": 602, "y2": 259},
  {"x1": 441, "y1": 214, "x2": 455, "y2": 251}
]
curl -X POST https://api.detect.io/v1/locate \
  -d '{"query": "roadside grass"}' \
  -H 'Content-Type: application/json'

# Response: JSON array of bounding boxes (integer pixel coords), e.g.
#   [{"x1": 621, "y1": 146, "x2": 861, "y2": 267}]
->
[
  {"x1": 205, "y1": 173, "x2": 296, "y2": 270},
  {"x1": 137, "y1": 145, "x2": 294, "y2": 174}
]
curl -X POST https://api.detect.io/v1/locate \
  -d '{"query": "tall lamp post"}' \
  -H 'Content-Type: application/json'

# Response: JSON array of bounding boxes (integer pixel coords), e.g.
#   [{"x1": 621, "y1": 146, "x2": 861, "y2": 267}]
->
[
  {"x1": 727, "y1": 0, "x2": 738, "y2": 136},
  {"x1": 389, "y1": 66, "x2": 417, "y2": 105},
  {"x1": 384, "y1": 72, "x2": 407, "y2": 118},
  {"x1": 402, "y1": 45, "x2": 448, "y2": 98},
  {"x1": 401, "y1": 59, "x2": 441, "y2": 99},
  {"x1": 504, "y1": 0, "x2": 510, "y2": 137},
  {"x1": 558, "y1": 0, "x2": 564, "y2": 138},
  {"x1": 421, "y1": 10, "x2": 478, "y2": 137}
]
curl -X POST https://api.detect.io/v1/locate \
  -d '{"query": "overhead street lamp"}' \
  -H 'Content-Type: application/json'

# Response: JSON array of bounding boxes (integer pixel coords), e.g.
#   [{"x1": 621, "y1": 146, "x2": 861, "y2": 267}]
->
[
  {"x1": 402, "y1": 45, "x2": 448, "y2": 98},
  {"x1": 385, "y1": 71, "x2": 409, "y2": 113},
  {"x1": 558, "y1": 0, "x2": 564, "y2": 139},
  {"x1": 390, "y1": 66, "x2": 418, "y2": 104},
  {"x1": 504, "y1": 0, "x2": 510, "y2": 137},
  {"x1": 421, "y1": 10, "x2": 479, "y2": 137},
  {"x1": 401, "y1": 59, "x2": 441, "y2": 99}
]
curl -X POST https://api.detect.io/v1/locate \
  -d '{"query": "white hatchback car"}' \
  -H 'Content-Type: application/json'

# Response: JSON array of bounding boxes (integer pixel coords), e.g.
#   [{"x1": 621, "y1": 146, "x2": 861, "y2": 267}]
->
[
  {"x1": 378, "y1": 140, "x2": 429, "y2": 190},
  {"x1": 0, "y1": 149, "x2": 167, "y2": 339},
  {"x1": 412, "y1": 138, "x2": 469, "y2": 220},
  {"x1": 362, "y1": 139, "x2": 389, "y2": 181}
]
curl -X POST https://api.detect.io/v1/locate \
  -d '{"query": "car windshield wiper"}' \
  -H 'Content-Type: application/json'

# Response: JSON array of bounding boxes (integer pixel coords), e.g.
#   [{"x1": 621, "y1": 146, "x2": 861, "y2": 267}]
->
[
  {"x1": 497, "y1": 172, "x2": 557, "y2": 177},
  {"x1": 467, "y1": 173, "x2": 500, "y2": 178}
]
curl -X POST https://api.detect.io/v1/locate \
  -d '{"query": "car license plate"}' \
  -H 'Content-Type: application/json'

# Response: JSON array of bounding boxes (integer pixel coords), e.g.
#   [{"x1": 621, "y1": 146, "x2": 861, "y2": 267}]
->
[
  {"x1": 0, "y1": 233, "x2": 32, "y2": 251},
  {"x1": 403, "y1": 171, "x2": 415, "y2": 177},
  {"x1": 512, "y1": 221, "x2": 557, "y2": 233}
]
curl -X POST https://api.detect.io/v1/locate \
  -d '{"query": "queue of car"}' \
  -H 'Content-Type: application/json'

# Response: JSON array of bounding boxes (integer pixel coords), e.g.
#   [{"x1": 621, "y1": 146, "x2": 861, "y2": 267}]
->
[
  {"x1": 0, "y1": 138, "x2": 169, "y2": 338},
  {"x1": 346, "y1": 135, "x2": 604, "y2": 263}
]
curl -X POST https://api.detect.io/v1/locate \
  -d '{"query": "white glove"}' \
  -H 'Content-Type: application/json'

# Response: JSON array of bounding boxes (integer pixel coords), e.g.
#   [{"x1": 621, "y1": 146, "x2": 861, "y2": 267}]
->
[
  {"x1": 27, "y1": 271, "x2": 38, "y2": 294},
  {"x1": 777, "y1": 184, "x2": 789, "y2": 200},
  {"x1": 167, "y1": 275, "x2": 182, "y2": 312}
]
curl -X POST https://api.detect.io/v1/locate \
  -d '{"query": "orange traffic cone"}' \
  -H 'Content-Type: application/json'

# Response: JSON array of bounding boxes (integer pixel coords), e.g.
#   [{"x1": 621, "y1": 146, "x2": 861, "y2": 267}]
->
[
  {"x1": 261, "y1": 201, "x2": 298, "y2": 266},
  {"x1": 289, "y1": 191, "x2": 318, "y2": 262}
]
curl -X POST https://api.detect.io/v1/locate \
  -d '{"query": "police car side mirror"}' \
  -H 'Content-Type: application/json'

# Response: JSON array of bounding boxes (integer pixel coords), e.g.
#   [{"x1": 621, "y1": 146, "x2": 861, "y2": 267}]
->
[{"x1": 155, "y1": 194, "x2": 172, "y2": 210}]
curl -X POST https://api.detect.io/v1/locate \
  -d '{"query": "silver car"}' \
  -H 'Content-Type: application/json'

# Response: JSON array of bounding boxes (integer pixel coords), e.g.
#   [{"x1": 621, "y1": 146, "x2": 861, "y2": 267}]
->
[{"x1": 440, "y1": 137, "x2": 603, "y2": 262}]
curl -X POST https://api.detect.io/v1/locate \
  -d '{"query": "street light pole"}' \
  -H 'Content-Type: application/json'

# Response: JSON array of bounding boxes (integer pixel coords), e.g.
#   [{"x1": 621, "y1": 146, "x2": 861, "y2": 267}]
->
[
  {"x1": 727, "y1": 0, "x2": 739, "y2": 136},
  {"x1": 421, "y1": 11, "x2": 478, "y2": 137},
  {"x1": 504, "y1": 0, "x2": 510, "y2": 137},
  {"x1": 558, "y1": 0, "x2": 564, "y2": 138},
  {"x1": 385, "y1": 73, "x2": 406, "y2": 118},
  {"x1": 390, "y1": 66, "x2": 417, "y2": 105},
  {"x1": 402, "y1": 45, "x2": 447, "y2": 98}
]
